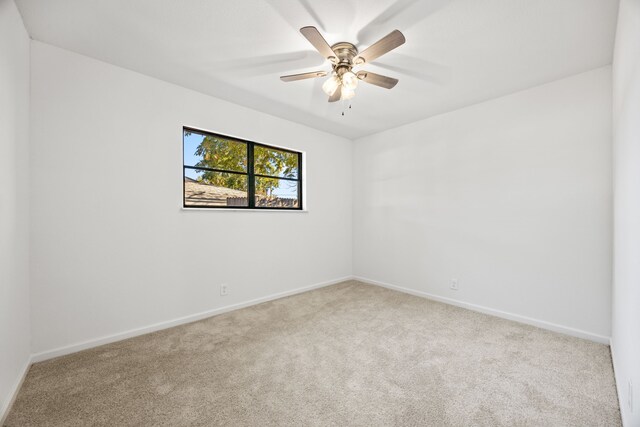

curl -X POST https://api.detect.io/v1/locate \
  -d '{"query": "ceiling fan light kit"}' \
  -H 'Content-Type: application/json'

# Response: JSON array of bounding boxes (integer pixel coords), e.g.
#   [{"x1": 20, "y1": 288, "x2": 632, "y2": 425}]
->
[
  {"x1": 280, "y1": 26, "x2": 405, "y2": 108},
  {"x1": 322, "y1": 74, "x2": 340, "y2": 96},
  {"x1": 341, "y1": 71, "x2": 359, "y2": 90},
  {"x1": 341, "y1": 87, "x2": 356, "y2": 100}
]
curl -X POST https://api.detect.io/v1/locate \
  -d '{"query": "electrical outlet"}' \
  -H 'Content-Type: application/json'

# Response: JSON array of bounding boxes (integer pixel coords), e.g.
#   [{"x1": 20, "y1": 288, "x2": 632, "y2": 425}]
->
[
  {"x1": 629, "y1": 380, "x2": 633, "y2": 412},
  {"x1": 450, "y1": 279, "x2": 459, "y2": 290},
  {"x1": 220, "y1": 284, "x2": 228, "y2": 296}
]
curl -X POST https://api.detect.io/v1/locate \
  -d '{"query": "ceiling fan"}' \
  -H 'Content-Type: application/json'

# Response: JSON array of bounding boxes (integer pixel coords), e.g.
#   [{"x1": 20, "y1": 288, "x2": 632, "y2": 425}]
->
[{"x1": 280, "y1": 26, "x2": 405, "y2": 102}]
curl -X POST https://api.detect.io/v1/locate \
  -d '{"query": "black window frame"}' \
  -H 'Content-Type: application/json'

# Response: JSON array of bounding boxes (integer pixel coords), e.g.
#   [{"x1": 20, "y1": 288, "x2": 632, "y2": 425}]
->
[{"x1": 183, "y1": 127, "x2": 303, "y2": 210}]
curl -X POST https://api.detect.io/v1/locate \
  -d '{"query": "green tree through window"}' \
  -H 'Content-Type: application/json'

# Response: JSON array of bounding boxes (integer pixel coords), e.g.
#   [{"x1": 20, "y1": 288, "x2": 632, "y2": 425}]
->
[
  {"x1": 191, "y1": 133, "x2": 248, "y2": 190},
  {"x1": 254, "y1": 145, "x2": 298, "y2": 196}
]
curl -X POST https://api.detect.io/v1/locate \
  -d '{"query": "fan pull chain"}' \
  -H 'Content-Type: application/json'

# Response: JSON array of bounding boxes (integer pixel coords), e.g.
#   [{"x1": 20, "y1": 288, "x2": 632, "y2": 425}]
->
[{"x1": 341, "y1": 101, "x2": 353, "y2": 117}]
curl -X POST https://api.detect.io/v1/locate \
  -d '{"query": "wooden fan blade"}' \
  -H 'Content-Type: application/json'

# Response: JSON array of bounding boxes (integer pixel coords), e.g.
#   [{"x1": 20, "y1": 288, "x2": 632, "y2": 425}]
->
[
  {"x1": 355, "y1": 30, "x2": 405, "y2": 64},
  {"x1": 356, "y1": 71, "x2": 399, "y2": 89},
  {"x1": 300, "y1": 26, "x2": 337, "y2": 61},
  {"x1": 280, "y1": 71, "x2": 328, "y2": 82},
  {"x1": 328, "y1": 85, "x2": 342, "y2": 102}
]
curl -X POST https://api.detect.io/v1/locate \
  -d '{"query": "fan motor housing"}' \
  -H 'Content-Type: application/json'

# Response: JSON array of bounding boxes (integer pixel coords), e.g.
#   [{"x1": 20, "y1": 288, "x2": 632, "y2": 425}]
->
[{"x1": 331, "y1": 42, "x2": 358, "y2": 71}]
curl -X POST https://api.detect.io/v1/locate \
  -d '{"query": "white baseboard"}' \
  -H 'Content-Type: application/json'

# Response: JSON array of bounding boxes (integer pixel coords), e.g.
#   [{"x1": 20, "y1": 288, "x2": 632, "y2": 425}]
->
[
  {"x1": 354, "y1": 276, "x2": 610, "y2": 344},
  {"x1": 609, "y1": 338, "x2": 628, "y2": 427},
  {"x1": 31, "y1": 276, "x2": 353, "y2": 363},
  {"x1": 0, "y1": 356, "x2": 32, "y2": 425}
]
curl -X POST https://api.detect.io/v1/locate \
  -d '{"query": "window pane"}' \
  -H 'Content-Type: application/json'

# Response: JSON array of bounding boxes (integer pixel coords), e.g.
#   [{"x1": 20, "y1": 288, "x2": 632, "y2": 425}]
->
[
  {"x1": 184, "y1": 169, "x2": 248, "y2": 207},
  {"x1": 255, "y1": 177, "x2": 299, "y2": 208},
  {"x1": 254, "y1": 145, "x2": 299, "y2": 179},
  {"x1": 183, "y1": 130, "x2": 247, "y2": 172}
]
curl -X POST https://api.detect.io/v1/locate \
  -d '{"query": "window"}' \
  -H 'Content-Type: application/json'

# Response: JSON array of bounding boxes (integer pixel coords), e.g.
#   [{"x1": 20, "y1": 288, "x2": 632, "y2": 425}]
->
[{"x1": 183, "y1": 127, "x2": 303, "y2": 209}]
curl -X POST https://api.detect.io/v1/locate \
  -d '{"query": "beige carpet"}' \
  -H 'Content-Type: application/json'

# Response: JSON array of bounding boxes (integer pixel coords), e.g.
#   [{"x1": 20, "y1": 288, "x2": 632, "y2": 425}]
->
[{"x1": 6, "y1": 281, "x2": 620, "y2": 426}]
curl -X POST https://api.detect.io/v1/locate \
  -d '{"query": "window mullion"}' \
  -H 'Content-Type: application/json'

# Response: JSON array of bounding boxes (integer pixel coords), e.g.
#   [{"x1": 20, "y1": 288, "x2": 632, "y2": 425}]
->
[{"x1": 248, "y1": 143, "x2": 255, "y2": 208}]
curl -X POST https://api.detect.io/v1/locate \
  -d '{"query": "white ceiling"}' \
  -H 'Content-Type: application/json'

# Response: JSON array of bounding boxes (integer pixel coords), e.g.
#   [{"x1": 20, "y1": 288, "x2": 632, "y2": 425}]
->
[{"x1": 16, "y1": 0, "x2": 619, "y2": 139}]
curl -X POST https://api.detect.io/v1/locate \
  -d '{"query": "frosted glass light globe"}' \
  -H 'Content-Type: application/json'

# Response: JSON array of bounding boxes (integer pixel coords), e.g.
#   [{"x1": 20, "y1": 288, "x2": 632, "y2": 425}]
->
[
  {"x1": 341, "y1": 71, "x2": 358, "y2": 90},
  {"x1": 322, "y1": 75, "x2": 340, "y2": 96},
  {"x1": 341, "y1": 88, "x2": 355, "y2": 100}
]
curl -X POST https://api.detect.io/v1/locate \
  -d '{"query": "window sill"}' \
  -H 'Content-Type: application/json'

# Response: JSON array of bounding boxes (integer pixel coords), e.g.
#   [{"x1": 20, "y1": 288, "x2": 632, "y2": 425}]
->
[{"x1": 181, "y1": 207, "x2": 308, "y2": 213}]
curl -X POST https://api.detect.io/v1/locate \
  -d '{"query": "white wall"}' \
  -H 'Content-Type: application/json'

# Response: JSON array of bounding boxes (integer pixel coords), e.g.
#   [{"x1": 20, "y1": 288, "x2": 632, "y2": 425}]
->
[
  {"x1": 0, "y1": 0, "x2": 31, "y2": 420},
  {"x1": 29, "y1": 41, "x2": 352, "y2": 356},
  {"x1": 611, "y1": 0, "x2": 640, "y2": 424},
  {"x1": 353, "y1": 67, "x2": 612, "y2": 341}
]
